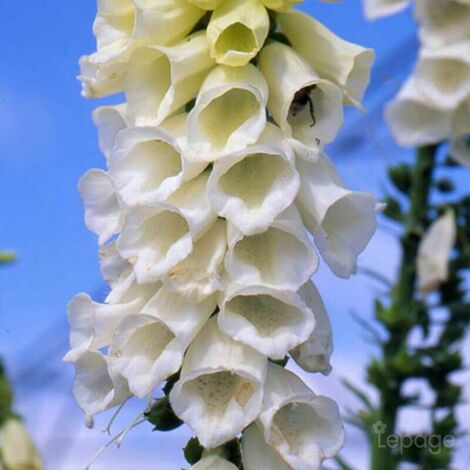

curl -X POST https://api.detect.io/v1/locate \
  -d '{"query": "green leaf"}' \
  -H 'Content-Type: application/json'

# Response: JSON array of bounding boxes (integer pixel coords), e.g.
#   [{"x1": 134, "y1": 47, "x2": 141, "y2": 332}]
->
[{"x1": 144, "y1": 396, "x2": 182, "y2": 432}]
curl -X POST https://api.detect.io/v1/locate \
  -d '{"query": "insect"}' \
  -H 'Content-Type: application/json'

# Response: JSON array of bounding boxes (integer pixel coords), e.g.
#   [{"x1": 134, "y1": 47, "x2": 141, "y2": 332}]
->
[{"x1": 290, "y1": 84, "x2": 317, "y2": 127}]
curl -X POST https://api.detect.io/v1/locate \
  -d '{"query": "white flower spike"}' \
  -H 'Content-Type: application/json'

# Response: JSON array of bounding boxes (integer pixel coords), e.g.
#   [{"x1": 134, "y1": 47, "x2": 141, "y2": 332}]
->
[
  {"x1": 187, "y1": 64, "x2": 269, "y2": 161},
  {"x1": 291, "y1": 282, "x2": 334, "y2": 375},
  {"x1": 125, "y1": 31, "x2": 215, "y2": 126},
  {"x1": 206, "y1": 0, "x2": 270, "y2": 67},
  {"x1": 258, "y1": 363, "x2": 345, "y2": 470},
  {"x1": 277, "y1": 10, "x2": 374, "y2": 107},
  {"x1": 259, "y1": 42, "x2": 344, "y2": 157},
  {"x1": 170, "y1": 317, "x2": 266, "y2": 448},
  {"x1": 296, "y1": 154, "x2": 378, "y2": 278},
  {"x1": 417, "y1": 209, "x2": 457, "y2": 294},
  {"x1": 224, "y1": 205, "x2": 318, "y2": 292},
  {"x1": 207, "y1": 124, "x2": 300, "y2": 235},
  {"x1": 218, "y1": 285, "x2": 315, "y2": 359}
]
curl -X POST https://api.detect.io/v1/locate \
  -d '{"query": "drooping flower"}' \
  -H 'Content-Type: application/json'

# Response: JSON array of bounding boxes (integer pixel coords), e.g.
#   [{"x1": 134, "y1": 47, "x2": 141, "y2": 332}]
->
[
  {"x1": 170, "y1": 317, "x2": 267, "y2": 448},
  {"x1": 257, "y1": 363, "x2": 345, "y2": 469},
  {"x1": 296, "y1": 154, "x2": 378, "y2": 278}
]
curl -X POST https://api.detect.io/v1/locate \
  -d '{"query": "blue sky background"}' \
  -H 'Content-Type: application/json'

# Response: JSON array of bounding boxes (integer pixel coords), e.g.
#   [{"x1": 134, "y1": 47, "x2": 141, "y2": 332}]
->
[{"x1": 1, "y1": 1, "x2": 468, "y2": 468}]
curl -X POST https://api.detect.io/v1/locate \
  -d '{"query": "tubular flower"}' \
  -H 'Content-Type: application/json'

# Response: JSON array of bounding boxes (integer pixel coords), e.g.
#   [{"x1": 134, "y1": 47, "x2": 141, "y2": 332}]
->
[
  {"x1": 364, "y1": 0, "x2": 470, "y2": 149},
  {"x1": 69, "y1": 0, "x2": 377, "y2": 466}
]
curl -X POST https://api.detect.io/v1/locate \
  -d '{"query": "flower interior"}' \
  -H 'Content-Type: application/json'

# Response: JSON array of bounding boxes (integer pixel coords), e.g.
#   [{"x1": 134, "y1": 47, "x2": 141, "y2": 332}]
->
[{"x1": 214, "y1": 23, "x2": 257, "y2": 58}]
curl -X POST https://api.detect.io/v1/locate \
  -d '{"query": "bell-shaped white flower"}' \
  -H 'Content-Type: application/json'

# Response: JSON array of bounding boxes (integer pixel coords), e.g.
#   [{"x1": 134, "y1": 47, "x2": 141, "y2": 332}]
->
[
  {"x1": 261, "y1": 0, "x2": 302, "y2": 11},
  {"x1": 363, "y1": 0, "x2": 410, "y2": 20},
  {"x1": 218, "y1": 285, "x2": 315, "y2": 359},
  {"x1": 99, "y1": 242, "x2": 130, "y2": 288},
  {"x1": 165, "y1": 218, "x2": 227, "y2": 301},
  {"x1": 109, "y1": 115, "x2": 206, "y2": 207},
  {"x1": 92, "y1": 104, "x2": 129, "y2": 162},
  {"x1": 417, "y1": 209, "x2": 456, "y2": 294},
  {"x1": 108, "y1": 287, "x2": 216, "y2": 398},
  {"x1": 206, "y1": 0, "x2": 270, "y2": 67},
  {"x1": 0, "y1": 417, "x2": 43, "y2": 470},
  {"x1": 258, "y1": 363, "x2": 345, "y2": 469},
  {"x1": 79, "y1": 0, "x2": 205, "y2": 98},
  {"x1": 71, "y1": 351, "x2": 131, "y2": 421},
  {"x1": 78, "y1": 169, "x2": 125, "y2": 245},
  {"x1": 188, "y1": 0, "x2": 224, "y2": 9},
  {"x1": 415, "y1": 0, "x2": 470, "y2": 48},
  {"x1": 259, "y1": 42, "x2": 344, "y2": 157},
  {"x1": 225, "y1": 205, "x2": 318, "y2": 291},
  {"x1": 169, "y1": 317, "x2": 267, "y2": 448},
  {"x1": 291, "y1": 282, "x2": 333, "y2": 375},
  {"x1": 191, "y1": 454, "x2": 238, "y2": 470},
  {"x1": 186, "y1": 64, "x2": 269, "y2": 161},
  {"x1": 296, "y1": 154, "x2": 377, "y2": 278},
  {"x1": 63, "y1": 271, "x2": 159, "y2": 362},
  {"x1": 451, "y1": 138, "x2": 470, "y2": 167},
  {"x1": 412, "y1": 43, "x2": 470, "y2": 111},
  {"x1": 242, "y1": 424, "x2": 291, "y2": 470},
  {"x1": 384, "y1": 75, "x2": 468, "y2": 147},
  {"x1": 277, "y1": 10, "x2": 374, "y2": 107},
  {"x1": 125, "y1": 31, "x2": 215, "y2": 126},
  {"x1": 117, "y1": 172, "x2": 217, "y2": 283},
  {"x1": 207, "y1": 124, "x2": 300, "y2": 235}
]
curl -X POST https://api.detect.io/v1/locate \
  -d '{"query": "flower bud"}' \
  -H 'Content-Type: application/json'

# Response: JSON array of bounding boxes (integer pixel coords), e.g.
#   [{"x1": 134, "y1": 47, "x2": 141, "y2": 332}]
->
[
  {"x1": 207, "y1": 0, "x2": 270, "y2": 67},
  {"x1": 290, "y1": 282, "x2": 333, "y2": 375},
  {"x1": 218, "y1": 285, "x2": 315, "y2": 359},
  {"x1": 0, "y1": 417, "x2": 42, "y2": 470},
  {"x1": 207, "y1": 124, "x2": 299, "y2": 235},
  {"x1": 170, "y1": 317, "x2": 266, "y2": 448},
  {"x1": 187, "y1": 64, "x2": 268, "y2": 161},
  {"x1": 296, "y1": 154, "x2": 377, "y2": 278},
  {"x1": 125, "y1": 32, "x2": 215, "y2": 126},
  {"x1": 277, "y1": 10, "x2": 374, "y2": 107},
  {"x1": 225, "y1": 205, "x2": 318, "y2": 291},
  {"x1": 418, "y1": 209, "x2": 456, "y2": 294},
  {"x1": 259, "y1": 42, "x2": 344, "y2": 157}
]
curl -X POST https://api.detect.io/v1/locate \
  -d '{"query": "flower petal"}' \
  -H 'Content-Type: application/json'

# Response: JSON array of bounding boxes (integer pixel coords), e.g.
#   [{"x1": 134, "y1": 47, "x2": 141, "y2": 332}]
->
[{"x1": 170, "y1": 317, "x2": 266, "y2": 448}]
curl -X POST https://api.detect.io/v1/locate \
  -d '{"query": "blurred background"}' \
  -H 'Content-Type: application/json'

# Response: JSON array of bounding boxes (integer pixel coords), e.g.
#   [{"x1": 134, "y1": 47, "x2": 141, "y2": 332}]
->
[{"x1": 1, "y1": 1, "x2": 469, "y2": 468}]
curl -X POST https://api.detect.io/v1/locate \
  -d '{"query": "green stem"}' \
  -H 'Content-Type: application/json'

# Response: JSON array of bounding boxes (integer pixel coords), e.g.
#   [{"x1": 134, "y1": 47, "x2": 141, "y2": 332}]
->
[{"x1": 371, "y1": 145, "x2": 437, "y2": 470}]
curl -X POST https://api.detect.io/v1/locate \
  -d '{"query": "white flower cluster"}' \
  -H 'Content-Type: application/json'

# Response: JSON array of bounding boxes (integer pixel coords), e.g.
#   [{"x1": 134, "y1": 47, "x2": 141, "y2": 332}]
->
[
  {"x1": 66, "y1": 1, "x2": 378, "y2": 468},
  {"x1": 364, "y1": 0, "x2": 470, "y2": 163}
]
